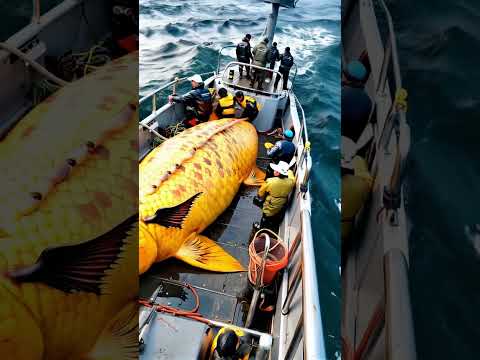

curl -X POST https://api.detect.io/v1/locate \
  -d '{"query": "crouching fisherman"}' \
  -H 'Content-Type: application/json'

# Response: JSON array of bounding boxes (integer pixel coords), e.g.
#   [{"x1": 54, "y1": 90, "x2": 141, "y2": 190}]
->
[
  {"x1": 168, "y1": 74, "x2": 213, "y2": 125},
  {"x1": 215, "y1": 88, "x2": 236, "y2": 118},
  {"x1": 210, "y1": 328, "x2": 253, "y2": 360},
  {"x1": 341, "y1": 136, "x2": 373, "y2": 261},
  {"x1": 256, "y1": 161, "x2": 296, "y2": 231},
  {"x1": 234, "y1": 91, "x2": 259, "y2": 121}
]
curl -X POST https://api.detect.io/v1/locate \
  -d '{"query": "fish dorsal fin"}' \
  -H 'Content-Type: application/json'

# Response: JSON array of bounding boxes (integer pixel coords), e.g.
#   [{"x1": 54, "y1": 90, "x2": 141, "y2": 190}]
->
[
  {"x1": 143, "y1": 193, "x2": 201, "y2": 228},
  {"x1": 7, "y1": 214, "x2": 137, "y2": 294}
]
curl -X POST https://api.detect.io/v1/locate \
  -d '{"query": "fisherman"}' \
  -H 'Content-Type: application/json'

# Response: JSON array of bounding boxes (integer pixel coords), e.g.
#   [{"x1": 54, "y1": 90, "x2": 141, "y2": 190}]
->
[
  {"x1": 257, "y1": 161, "x2": 296, "y2": 230},
  {"x1": 267, "y1": 42, "x2": 280, "y2": 70},
  {"x1": 250, "y1": 38, "x2": 269, "y2": 90},
  {"x1": 215, "y1": 88, "x2": 236, "y2": 118},
  {"x1": 265, "y1": 129, "x2": 296, "y2": 164},
  {"x1": 341, "y1": 60, "x2": 372, "y2": 142},
  {"x1": 236, "y1": 34, "x2": 253, "y2": 80},
  {"x1": 168, "y1": 74, "x2": 213, "y2": 123},
  {"x1": 341, "y1": 136, "x2": 373, "y2": 254},
  {"x1": 274, "y1": 47, "x2": 294, "y2": 90},
  {"x1": 234, "y1": 91, "x2": 259, "y2": 121},
  {"x1": 210, "y1": 328, "x2": 252, "y2": 360}
]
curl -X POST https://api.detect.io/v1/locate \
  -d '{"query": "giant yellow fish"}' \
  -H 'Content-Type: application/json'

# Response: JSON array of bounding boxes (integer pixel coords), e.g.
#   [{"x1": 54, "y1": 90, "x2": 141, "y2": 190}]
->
[
  {"x1": 139, "y1": 118, "x2": 265, "y2": 274},
  {"x1": 0, "y1": 52, "x2": 138, "y2": 359}
]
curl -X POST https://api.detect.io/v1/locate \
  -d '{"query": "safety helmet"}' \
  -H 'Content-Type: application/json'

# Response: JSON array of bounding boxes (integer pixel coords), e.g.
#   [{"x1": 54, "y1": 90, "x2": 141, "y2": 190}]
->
[
  {"x1": 345, "y1": 60, "x2": 367, "y2": 82},
  {"x1": 283, "y1": 129, "x2": 294, "y2": 139}
]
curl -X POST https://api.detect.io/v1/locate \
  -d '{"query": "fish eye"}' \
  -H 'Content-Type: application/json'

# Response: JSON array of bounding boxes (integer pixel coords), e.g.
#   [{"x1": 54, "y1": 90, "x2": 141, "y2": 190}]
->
[{"x1": 31, "y1": 192, "x2": 42, "y2": 200}]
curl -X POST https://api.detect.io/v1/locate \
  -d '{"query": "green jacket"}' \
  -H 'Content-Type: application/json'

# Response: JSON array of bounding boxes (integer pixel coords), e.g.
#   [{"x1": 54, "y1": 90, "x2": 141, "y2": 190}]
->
[
  {"x1": 252, "y1": 40, "x2": 269, "y2": 67},
  {"x1": 258, "y1": 171, "x2": 295, "y2": 217}
]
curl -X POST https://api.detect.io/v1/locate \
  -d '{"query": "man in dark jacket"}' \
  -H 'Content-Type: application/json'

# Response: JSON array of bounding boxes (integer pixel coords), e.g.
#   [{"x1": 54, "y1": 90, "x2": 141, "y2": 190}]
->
[
  {"x1": 341, "y1": 60, "x2": 372, "y2": 142},
  {"x1": 168, "y1": 74, "x2": 213, "y2": 123},
  {"x1": 250, "y1": 38, "x2": 269, "y2": 90},
  {"x1": 268, "y1": 42, "x2": 280, "y2": 70},
  {"x1": 236, "y1": 34, "x2": 253, "y2": 80},
  {"x1": 266, "y1": 129, "x2": 296, "y2": 164},
  {"x1": 274, "y1": 47, "x2": 294, "y2": 90}
]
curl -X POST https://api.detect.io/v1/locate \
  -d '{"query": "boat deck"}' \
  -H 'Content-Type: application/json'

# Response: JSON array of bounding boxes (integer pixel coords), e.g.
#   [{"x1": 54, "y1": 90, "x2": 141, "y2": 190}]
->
[{"x1": 139, "y1": 133, "x2": 279, "y2": 327}]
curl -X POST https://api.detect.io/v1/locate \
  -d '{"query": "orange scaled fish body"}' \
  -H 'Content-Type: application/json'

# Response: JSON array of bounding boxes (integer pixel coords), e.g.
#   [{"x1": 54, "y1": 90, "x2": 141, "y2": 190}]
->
[{"x1": 139, "y1": 118, "x2": 264, "y2": 274}]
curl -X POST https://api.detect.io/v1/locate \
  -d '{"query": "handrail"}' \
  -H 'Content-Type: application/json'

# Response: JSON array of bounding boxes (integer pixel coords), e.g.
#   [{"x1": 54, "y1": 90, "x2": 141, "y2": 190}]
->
[
  {"x1": 139, "y1": 71, "x2": 215, "y2": 105},
  {"x1": 217, "y1": 45, "x2": 237, "y2": 73},
  {"x1": 221, "y1": 61, "x2": 284, "y2": 96},
  {"x1": 384, "y1": 249, "x2": 416, "y2": 360},
  {"x1": 300, "y1": 207, "x2": 327, "y2": 359},
  {"x1": 293, "y1": 93, "x2": 309, "y2": 144}
]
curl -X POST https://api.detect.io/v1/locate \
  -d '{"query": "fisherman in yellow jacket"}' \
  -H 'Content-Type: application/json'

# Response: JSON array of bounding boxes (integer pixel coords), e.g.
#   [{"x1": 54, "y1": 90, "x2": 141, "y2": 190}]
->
[
  {"x1": 214, "y1": 88, "x2": 236, "y2": 118},
  {"x1": 341, "y1": 136, "x2": 373, "y2": 240},
  {"x1": 257, "y1": 160, "x2": 295, "y2": 229},
  {"x1": 234, "y1": 90, "x2": 259, "y2": 121}
]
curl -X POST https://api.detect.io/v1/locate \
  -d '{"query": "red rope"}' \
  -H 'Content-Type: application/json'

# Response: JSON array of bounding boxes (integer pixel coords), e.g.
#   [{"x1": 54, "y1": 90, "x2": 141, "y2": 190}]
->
[{"x1": 139, "y1": 283, "x2": 209, "y2": 324}]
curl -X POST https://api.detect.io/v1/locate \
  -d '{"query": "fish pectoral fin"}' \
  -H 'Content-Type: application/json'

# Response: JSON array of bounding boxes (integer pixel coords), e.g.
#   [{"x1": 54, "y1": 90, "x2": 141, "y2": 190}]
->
[
  {"x1": 143, "y1": 193, "x2": 202, "y2": 228},
  {"x1": 86, "y1": 301, "x2": 138, "y2": 360},
  {"x1": 176, "y1": 233, "x2": 245, "y2": 272},
  {"x1": 7, "y1": 214, "x2": 137, "y2": 295},
  {"x1": 243, "y1": 166, "x2": 266, "y2": 186}
]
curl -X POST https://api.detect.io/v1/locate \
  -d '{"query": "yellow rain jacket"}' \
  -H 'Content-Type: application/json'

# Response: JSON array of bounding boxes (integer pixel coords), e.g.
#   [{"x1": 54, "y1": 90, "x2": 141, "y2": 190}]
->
[
  {"x1": 237, "y1": 95, "x2": 258, "y2": 110},
  {"x1": 258, "y1": 170, "x2": 295, "y2": 217},
  {"x1": 216, "y1": 94, "x2": 236, "y2": 117},
  {"x1": 341, "y1": 155, "x2": 373, "y2": 239}
]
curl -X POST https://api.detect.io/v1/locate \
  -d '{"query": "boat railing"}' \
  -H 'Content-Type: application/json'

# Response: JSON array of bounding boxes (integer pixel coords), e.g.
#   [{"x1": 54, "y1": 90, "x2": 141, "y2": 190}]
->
[
  {"x1": 279, "y1": 93, "x2": 326, "y2": 359},
  {"x1": 139, "y1": 72, "x2": 215, "y2": 126},
  {"x1": 354, "y1": 1, "x2": 416, "y2": 359},
  {"x1": 217, "y1": 45, "x2": 298, "y2": 90},
  {"x1": 221, "y1": 61, "x2": 284, "y2": 97},
  {"x1": 373, "y1": 0, "x2": 410, "y2": 197}
]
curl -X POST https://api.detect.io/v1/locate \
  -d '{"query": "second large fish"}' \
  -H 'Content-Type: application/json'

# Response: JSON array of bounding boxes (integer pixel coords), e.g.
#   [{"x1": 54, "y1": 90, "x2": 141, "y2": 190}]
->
[{"x1": 139, "y1": 118, "x2": 264, "y2": 274}]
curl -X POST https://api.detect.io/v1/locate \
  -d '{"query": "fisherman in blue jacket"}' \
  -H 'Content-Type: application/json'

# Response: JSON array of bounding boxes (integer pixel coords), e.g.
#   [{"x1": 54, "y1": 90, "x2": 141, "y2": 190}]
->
[
  {"x1": 266, "y1": 129, "x2": 296, "y2": 163},
  {"x1": 168, "y1": 74, "x2": 213, "y2": 123}
]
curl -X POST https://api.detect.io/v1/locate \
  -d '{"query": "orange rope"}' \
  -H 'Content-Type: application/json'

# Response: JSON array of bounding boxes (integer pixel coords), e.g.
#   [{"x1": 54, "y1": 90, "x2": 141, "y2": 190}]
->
[{"x1": 138, "y1": 283, "x2": 210, "y2": 324}]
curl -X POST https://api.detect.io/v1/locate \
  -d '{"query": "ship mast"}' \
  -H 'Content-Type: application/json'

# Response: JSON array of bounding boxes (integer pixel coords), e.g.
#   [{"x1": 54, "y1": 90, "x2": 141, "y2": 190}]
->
[{"x1": 263, "y1": 0, "x2": 296, "y2": 47}]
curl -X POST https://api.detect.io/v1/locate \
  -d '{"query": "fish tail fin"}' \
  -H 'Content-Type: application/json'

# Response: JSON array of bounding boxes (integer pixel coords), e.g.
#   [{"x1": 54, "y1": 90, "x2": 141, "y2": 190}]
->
[
  {"x1": 86, "y1": 301, "x2": 138, "y2": 360},
  {"x1": 176, "y1": 234, "x2": 245, "y2": 272},
  {"x1": 243, "y1": 166, "x2": 266, "y2": 186},
  {"x1": 139, "y1": 222, "x2": 158, "y2": 274}
]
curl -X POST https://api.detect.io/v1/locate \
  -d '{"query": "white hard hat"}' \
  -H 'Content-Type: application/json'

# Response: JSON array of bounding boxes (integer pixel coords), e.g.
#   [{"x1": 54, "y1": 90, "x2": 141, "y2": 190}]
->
[
  {"x1": 187, "y1": 74, "x2": 203, "y2": 83},
  {"x1": 341, "y1": 136, "x2": 357, "y2": 170},
  {"x1": 270, "y1": 161, "x2": 290, "y2": 176}
]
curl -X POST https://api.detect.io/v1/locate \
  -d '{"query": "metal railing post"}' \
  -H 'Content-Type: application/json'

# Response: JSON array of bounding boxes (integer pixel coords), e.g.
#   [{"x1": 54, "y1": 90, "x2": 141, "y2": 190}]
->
[
  {"x1": 282, "y1": 259, "x2": 302, "y2": 315},
  {"x1": 284, "y1": 314, "x2": 304, "y2": 360},
  {"x1": 32, "y1": 0, "x2": 41, "y2": 23},
  {"x1": 377, "y1": 39, "x2": 391, "y2": 96}
]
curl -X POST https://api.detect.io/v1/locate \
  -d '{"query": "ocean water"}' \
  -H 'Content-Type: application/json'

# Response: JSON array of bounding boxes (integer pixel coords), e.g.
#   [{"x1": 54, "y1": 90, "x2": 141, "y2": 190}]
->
[
  {"x1": 389, "y1": 0, "x2": 480, "y2": 358},
  {"x1": 140, "y1": 0, "x2": 341, "y2": 358}
]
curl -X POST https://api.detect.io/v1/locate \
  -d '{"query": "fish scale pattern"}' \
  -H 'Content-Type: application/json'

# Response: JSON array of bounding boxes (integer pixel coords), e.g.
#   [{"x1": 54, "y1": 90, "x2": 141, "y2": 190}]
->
[
  {"x1": 139, "y1": 118, "x2": 258, "y2": 261},
  {"x1": 0, "y1": 52, "x2": 139, "y2": 359}
]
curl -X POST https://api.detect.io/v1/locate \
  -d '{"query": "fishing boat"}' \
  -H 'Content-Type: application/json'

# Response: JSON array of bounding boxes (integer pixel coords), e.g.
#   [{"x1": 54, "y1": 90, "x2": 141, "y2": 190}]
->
[
  {"x1": 341, "y1": 0, "x2": 416, "y2": 359},
  {"x1": 139, "y1": 0, "x2": 327, "y2": 359}
]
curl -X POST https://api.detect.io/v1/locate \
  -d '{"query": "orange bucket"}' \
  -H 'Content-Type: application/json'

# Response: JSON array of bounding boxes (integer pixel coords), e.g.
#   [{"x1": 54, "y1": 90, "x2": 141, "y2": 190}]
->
[{"x1": 248, "y1": 230, "x2": 288, "y2": 286}]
